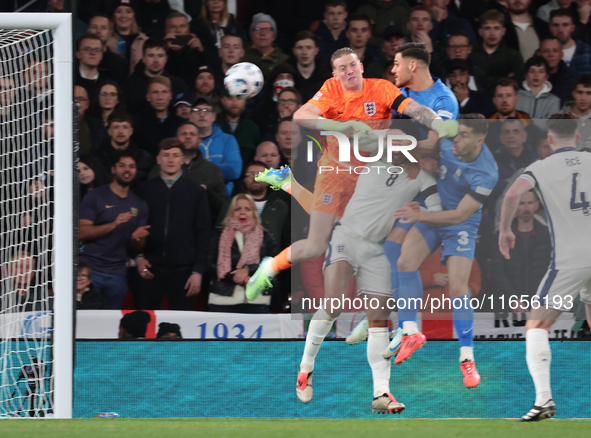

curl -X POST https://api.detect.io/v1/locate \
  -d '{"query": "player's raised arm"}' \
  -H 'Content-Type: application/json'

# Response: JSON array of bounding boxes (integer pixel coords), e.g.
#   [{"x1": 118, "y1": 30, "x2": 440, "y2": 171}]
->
[
  {"x1": 498, "y1": 176, "x2": 535, "y2": 259},
  {"x1": 294, "y1": 103, "x2": 371, "y2": 137}
]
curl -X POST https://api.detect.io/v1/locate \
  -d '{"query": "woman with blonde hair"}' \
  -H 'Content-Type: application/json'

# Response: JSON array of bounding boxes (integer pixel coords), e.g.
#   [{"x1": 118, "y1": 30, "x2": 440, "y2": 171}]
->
[
  {"x1": 106, "y1": 0, "x2": 148, "y2": 73},
  {"x1": 194, "y1": 0, "x2": 248, "y2": 49},
  {"x1": 208, "y1": 194, "x2": 278, "y2": 313}
]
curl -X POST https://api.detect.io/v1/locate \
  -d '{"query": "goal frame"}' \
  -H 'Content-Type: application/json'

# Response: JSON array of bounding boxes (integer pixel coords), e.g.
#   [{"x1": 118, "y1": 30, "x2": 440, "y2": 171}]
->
[{"x1": 0, "y1": 13, "x2": 73, "y2": 419}]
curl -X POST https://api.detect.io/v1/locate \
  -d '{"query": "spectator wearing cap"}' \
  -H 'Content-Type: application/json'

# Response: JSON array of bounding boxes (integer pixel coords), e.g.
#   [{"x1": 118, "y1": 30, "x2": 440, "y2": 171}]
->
[
  {"x1": 195, "y1": 65, "x2": 222, "y2": 113},
  {"x1": 445, "y1": 59, "x2": 495, "y2": 116},
  {"x1": 87, "y1": 13, "x2": 129, "y2": 84},
  {"x1": 163, "y1": 11, "x2": 211, "y2": 88},
  {"x1": 241, "y1": 13, "x2": 289, "y2": 78},
  {"x1": 354, "y1": 0, "x2": 410, "y2": 48},
  {"x1": 119, "y1": 310, "x2": 151, "y2": 338},
  {"x1": 516, "y1": 56, "x2": 561, "y2": 120},
  {"x1": 365, "y1": 25, "x2": 406, "y2": 78},
  {"x1": 192, "y1": 0, "x2": 248, "y2": 51},
  {"x1": 94, "y1": 110, "x2": 155, "y2": 185},
  {"x1": 157, "y1": 322, "x2": 182, "y2": 339},
  {"x1": 123, "y1": 38, "x2": 188, "y2": 115},
  {"x1": 75, "y1": 33, "x2": 110, "y2": 98},
  {"x1": 149, "y1": 121, "x2": 229, "y2": 217},
  {"x1": 313, "y1": 0, "x2": 350, "y2": 72},
  {"x1": 132, "y1": 76, "x2": 187, "y2": 157},
  {"x1": 250, "y1": 63, "x2": 297, "y2": 136},
  {"x1": 346, "y1": 15, "x2": 384, "y2": 67},
  {"x1": 406, "y1": 6, "x2": 449, "y2": 76},
  {"x1": 134, "y1": 0, "x2": 171, "y2": 37},
  {"x1": 289, "y1": 31, "x2": 331, "y2": 102},
  {"x1": 105, "y1": 0, "x2": 149, "y2": 74},
  {"x1": 423, "y1": 0, "x2": 476, "y2": 47},
  {"x1": 443, "y1": 30, "x2": 490, "y2": 92},
  {"x1": 173, "y1": 92, "x2": 195, "y2": 119},
  {"x1": 134, "y1": 138, "x2": 211, "y2": 311},
  {"x1": 189, "y1": 95, "x2": 242, "y2": 194},
  {"x1": 549, "y1": 9, "x2": 591, "y2": 75},
  {"x1": 216, "y1": 91, "x2": 262, "y2": 165}
]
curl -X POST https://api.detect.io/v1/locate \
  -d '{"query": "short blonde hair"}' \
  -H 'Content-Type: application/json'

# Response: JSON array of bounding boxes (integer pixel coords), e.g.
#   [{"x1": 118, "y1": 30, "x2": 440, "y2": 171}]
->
[
  {"x1": 331, "y1": 47, "x2": 359, "y2": 70},
  {"x1": 221, "y1": 194, "x2": 263, "y2": 229},
  {"x1": 148, "y1": 75, "x2": 172, "y2": 92}
]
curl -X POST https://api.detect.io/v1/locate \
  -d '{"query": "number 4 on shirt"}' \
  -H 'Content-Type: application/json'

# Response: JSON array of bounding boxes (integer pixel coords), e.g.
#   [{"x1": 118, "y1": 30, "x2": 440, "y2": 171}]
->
[{"x1": 570, "y1": 172, "x2": 590, "y2": 216}]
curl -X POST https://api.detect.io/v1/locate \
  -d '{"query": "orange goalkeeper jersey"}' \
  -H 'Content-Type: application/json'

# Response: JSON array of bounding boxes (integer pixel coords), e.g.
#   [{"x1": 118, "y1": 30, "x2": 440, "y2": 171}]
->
[{"x1": 308, "y1": 78, "x2": 413, "y2": 165}]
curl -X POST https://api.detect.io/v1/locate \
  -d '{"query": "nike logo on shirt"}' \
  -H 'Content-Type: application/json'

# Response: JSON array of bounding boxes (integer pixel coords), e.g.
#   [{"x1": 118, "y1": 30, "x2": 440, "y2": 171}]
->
[{"x1": 105, "y1": 205, "x2": 115, "y2": 208}]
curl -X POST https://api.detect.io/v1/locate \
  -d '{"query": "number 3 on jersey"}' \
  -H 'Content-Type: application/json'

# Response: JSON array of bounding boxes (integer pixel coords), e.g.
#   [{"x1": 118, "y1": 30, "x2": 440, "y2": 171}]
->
[{"x1": 570, "y1": 172, "x2": 590, "y2": 216}]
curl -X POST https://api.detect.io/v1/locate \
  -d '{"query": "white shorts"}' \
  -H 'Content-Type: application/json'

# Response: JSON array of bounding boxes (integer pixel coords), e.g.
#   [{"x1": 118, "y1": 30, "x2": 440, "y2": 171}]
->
[
  {"x1": 536, "y1": 266, "x2": 591, "y2": 311},
  {"x1": 324, "y1": 224, "x2": 392, "y2": 297}
]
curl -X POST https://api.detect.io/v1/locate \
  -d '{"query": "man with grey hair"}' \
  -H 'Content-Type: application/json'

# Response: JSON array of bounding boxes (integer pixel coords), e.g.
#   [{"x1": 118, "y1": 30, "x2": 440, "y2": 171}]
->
[{"x1": 241, "y1": 13, "x2": 289, "y2": 78}]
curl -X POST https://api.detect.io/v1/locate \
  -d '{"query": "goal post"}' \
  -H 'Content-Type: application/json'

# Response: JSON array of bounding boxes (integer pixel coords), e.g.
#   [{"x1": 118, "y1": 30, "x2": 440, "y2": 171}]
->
[{"x1": 0, "y1": 13, "x2": 73, "y2": 419}]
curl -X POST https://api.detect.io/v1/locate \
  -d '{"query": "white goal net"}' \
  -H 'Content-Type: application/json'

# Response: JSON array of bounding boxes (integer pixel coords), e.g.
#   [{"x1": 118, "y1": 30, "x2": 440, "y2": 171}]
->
[{"x1": 0, "y1": 14, "x2": 73, "y2": 419}]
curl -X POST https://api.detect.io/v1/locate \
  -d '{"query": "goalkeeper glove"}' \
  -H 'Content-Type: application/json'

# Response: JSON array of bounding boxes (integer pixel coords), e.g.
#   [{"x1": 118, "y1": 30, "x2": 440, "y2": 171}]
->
[
  {"x1": 431, "y1": 118, "x2": 459, "y2": 138},
  {"x1": 316, "y1": 118, "x2": 372, "y2": 137}
]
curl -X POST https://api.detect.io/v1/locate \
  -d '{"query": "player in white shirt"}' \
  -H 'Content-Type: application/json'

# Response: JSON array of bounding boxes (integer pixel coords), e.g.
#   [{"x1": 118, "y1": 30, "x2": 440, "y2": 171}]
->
[
  {"x1": 499, "y1": 111, "x2": 591, "y2": 422},
  {"x1": 297, "y1": 146, "x2": 441, "y2": 414}
]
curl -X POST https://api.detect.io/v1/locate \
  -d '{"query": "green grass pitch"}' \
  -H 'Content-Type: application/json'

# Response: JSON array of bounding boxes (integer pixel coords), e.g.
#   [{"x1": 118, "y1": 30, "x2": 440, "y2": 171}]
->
[{"x1": 1, "y1": 419, "x2": 590, "y2": 438}]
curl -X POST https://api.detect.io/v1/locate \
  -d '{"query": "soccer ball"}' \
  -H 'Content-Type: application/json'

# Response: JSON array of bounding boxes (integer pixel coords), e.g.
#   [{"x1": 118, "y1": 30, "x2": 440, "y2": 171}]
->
[{"x1": 224, "y1": 62, "x2": 264, "y2": 99}]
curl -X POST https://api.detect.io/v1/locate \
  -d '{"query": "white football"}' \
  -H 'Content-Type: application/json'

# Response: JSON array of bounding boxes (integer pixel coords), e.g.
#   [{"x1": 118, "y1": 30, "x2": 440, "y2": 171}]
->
[{"x1": 224, "y1": 62, "x2": 264, "y2": 99}]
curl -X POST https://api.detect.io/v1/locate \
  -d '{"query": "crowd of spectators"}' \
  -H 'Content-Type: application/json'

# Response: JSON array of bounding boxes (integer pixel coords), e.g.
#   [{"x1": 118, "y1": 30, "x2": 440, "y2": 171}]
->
[{"x1": 2, "y1": 0, "x2": 591, "y2": 323}]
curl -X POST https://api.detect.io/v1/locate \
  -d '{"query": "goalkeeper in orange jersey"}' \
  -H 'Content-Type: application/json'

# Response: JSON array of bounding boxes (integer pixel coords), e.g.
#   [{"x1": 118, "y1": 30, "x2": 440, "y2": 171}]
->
[{"x1": 245, "y1": 47, "x2": 458, "y2": 301}]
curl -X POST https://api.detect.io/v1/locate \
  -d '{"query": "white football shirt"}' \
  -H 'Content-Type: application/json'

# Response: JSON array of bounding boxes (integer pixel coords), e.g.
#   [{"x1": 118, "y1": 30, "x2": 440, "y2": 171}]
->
[
  {"x1": 520, "y1": 148, "x2": 591, "y2": 269},
  {"x1": 339, "y1": 166, "x2": 441, "y2": 244}
]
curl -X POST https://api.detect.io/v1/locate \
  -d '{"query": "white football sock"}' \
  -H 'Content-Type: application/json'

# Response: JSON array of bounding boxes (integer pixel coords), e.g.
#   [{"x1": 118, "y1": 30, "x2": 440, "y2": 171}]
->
[
  {"x1": 282, "y1": 182, "x2": 291, "y2": 192},
  {"x1": 526, "y1": 328, "x2": 552, "y2": 406},
  {"x1": 367, "y1": 327, "x2": 391, "y2": 397},
  {"x1": 402, "y1": 321, "x2": 418, "y2": 335},
  {"x1": 263, "y1": 260, "x2": 276, "y2": 277},
  {"x1": 300, "y1": 309, "x2": 335, "y2": 372},
  {"x1": 459, "y1": 346, "x2": 474, "y2": 362}
]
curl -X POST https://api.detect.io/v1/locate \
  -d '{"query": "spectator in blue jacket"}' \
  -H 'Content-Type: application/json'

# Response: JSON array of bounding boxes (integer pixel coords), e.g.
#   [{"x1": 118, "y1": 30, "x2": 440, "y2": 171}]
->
[{"x1": 189, "y1": 94, "x2": 242, "y2": 195}]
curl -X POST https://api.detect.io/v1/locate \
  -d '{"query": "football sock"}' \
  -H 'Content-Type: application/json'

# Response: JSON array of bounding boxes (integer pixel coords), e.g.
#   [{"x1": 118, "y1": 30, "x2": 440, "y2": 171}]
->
[
  {"x1": 266, "y1": 248, "x2": 292, "y2": 277},
  {"x1": 367, "y1": 327, "x2": 391, "y2": 397},
  {"x1": 526, "y1": 328, "x2": 552, "y2": 406},
  {"x1": 402, "y1": 321, "x2": 418, "y2": 335},
  {"x1": 384, "y1": 240, "x2": 403, "y2": 329},
  {"x1": 459, "y1": 346, "x2": 474, "y2": 362},
  {"x1": 398, "y1": 270, "x2": 422, "y2": 333},
  {"x1": 300, "y1": 309, "x2": 335, "y2": 372},
  {"x1": 454, "y1": 294, "x2": 474, "y2": 348}
]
